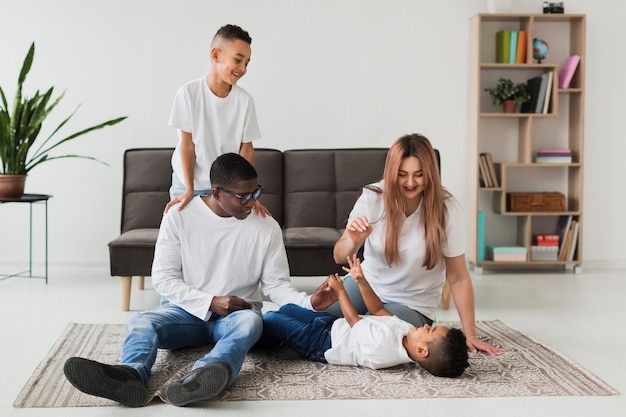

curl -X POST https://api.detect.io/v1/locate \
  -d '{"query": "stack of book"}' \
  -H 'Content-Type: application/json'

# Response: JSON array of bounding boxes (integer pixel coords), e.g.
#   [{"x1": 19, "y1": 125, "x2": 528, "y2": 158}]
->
[
  {"x1": 478, "y1": 152, "x2": 499, "y2": 188},
  {"x1": 531, "y1": 234, "x2": 559, "y2": 261},
  {"x1": 487, "y1": 246, "x2": 527, "y2": 262},
  {"x1": 495, "y1": 30, "x2": 527, "y2": 64},
  {"x1": 536, "y1": 149, "x2": 572, "y2": 163},
  {"x1": 521, "y1": 72, "x2": 554, "y2": 114}
]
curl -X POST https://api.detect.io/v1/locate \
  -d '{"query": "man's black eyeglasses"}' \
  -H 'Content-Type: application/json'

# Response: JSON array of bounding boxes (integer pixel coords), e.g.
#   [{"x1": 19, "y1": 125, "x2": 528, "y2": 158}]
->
[{"x1": 217, "y1": 185, "x2": 263, "y2": 205}]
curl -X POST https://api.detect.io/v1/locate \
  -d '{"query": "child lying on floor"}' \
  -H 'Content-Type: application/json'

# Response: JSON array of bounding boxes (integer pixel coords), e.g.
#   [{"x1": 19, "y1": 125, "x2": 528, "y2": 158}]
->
[{"x1": 261, "y1": 255, "x2": 469, "y2": 377}]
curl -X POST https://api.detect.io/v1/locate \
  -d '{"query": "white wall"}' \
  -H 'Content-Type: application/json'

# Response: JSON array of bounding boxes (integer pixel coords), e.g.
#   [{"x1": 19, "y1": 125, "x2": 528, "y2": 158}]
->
[{"x1": 1, "y1": 0, "x2": 623, "y2": 270}]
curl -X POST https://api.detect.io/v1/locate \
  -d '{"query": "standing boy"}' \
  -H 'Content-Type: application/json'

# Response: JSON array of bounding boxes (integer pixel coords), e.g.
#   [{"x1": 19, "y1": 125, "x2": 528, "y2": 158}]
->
[{"x1": 166, "y1": 24, "x2": 268, "y2": 216}]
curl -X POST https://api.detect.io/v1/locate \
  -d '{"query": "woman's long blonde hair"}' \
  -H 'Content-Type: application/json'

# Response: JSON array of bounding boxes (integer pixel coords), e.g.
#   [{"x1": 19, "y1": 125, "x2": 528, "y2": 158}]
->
[{"x1": 379, "y1": 133, "x2": 450, "y2": 269}]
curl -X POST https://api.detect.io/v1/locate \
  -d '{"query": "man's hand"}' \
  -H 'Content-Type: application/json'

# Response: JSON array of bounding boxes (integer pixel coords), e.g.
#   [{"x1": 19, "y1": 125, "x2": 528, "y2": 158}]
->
[
  {"x1": 210, "y1": 296, "x2": 252, "y2": 316},
  {"x1": 310, "y1": 275, "x2": 339, "y2": 311},
  {"x1": 164, "y1": 190, "x2": 194, "y2": 214}
]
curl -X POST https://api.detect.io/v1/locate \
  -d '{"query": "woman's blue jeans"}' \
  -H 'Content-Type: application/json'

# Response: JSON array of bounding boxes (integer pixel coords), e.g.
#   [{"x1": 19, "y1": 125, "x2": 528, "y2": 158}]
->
[
  {"x1": 121, "y1": 301, "x2": 262, "y2": 387},
  {"x1": 323, "y1": 275, "x2": 434, "y2": 328},
  {"x1": 261, "y1": 304, "x2": 338, "y2": 363}
]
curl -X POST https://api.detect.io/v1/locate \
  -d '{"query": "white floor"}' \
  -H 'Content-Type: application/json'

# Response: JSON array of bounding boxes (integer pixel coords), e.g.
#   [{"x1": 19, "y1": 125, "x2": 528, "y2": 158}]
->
[{"x1": 1, "y1": 265, "x2": 624, "y2": 417}]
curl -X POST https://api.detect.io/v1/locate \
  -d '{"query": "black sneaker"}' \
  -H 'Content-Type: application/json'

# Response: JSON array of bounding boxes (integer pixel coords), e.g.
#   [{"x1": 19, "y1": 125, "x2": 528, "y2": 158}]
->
[
  {"x1": 63, "y1": 357, "x2": 149, "y2": 407},
  {"x1": 164, "y1": 362, "x2": 231, "y2": 406}
]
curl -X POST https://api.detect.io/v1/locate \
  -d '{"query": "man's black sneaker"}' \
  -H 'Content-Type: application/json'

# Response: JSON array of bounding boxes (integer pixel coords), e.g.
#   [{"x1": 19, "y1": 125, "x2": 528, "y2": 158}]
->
[
  {"x1": 164, "y1": 362, "x2": 231, "y2": 406},
  {"x1": 63, "y1": 357, "x2": 149, "y2": 407}
]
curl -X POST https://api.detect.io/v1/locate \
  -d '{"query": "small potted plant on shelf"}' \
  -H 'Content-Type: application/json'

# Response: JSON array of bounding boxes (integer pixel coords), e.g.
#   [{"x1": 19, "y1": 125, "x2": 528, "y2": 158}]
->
[
  {"x1": 0, "y1": 42, "x2": 127, "y2": 198},
  {"x1": 484, "y1": 77, "x2": 531, "y2": 113}
]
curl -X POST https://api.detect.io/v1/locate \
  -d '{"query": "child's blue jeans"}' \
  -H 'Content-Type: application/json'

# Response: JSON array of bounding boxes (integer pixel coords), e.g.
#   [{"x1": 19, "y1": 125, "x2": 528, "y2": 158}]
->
[{"x1": 261, "y1": 304, "x2": 338, "y2": 363}]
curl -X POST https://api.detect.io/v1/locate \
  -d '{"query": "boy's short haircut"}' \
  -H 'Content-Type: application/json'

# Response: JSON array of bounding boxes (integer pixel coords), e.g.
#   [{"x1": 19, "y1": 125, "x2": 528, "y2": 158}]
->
[
  {"x1": 212, "y1": 24, "x2": 252, "y2": 46},
  {"x1": 210, "y1": 153, "x2": 257, "y2": 188},
  {"x1": 420, "y1": 328, "x2": 469, "y2": 378}
]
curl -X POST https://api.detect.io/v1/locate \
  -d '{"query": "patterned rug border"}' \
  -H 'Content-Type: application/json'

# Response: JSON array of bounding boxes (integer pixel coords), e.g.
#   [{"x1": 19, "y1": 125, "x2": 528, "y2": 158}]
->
[{"x1": 14, "y1": 320, "x2": 619, "y2": 408}]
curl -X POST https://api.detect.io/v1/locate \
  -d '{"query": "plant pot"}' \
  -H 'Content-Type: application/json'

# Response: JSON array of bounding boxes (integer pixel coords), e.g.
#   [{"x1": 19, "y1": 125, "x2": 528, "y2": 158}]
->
[
  {"x1": 502, "y1": 100, "x2": 517, "y2": 113},
  {"x1": 0, "y1": 174, "x2": 27, "y2": 198}
]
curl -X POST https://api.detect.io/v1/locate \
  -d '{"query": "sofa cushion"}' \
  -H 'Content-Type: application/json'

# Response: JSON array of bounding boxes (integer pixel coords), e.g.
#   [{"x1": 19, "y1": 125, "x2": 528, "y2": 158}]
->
[
  {"x1": 283, "y1": 227, "x2": 342, "y2": 247},
  {"x1": 283, "y1": 149, "x2": 388, "y2": 230}
]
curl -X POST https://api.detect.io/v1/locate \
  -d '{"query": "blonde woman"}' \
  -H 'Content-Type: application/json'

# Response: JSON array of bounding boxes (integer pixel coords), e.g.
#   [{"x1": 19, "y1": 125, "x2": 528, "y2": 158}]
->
[{"x1": 329, "y1": 134, "x2": 501, "y2": 355}]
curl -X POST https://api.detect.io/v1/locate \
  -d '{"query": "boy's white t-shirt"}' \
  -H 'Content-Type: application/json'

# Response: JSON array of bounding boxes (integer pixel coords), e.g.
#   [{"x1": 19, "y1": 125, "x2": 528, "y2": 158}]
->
[
  {"x1": 168, "y1": 78, "x2": 261, "y2": 190},
  {"x1": 349, "y1": 181, "x2": 466, "y2": 321},
  {"x1": 324, "y1": 315, "x2": 413, "y2": 369}
]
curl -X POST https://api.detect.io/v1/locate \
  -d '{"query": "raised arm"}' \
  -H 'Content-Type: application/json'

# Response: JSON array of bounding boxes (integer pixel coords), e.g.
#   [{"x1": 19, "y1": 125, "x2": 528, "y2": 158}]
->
[
  {"x1": 333, "y1": 216, "x2": 371, "y2": 263},
  {"x1": 342, "y1": 255, "x2": 392, "y2": 317},
  {"x1": 327, "y1": 274, "x2": 362, "y2": 327}
]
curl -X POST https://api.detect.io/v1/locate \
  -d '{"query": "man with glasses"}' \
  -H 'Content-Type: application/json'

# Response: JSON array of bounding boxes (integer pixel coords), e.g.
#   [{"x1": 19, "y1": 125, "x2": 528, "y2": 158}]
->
[{"x1": 64, "y1": 153, "x2": 336, "y2": 408}]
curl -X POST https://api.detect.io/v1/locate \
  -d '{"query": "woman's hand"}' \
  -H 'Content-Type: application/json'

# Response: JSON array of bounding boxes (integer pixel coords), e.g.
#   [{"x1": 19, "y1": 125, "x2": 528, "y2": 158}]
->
[
  {"x1": 345, "y1": 216, "x2": 372, "y2": 242},
  {"x1": 466, "y1": 335, "x2": 504, "y2": 355}
]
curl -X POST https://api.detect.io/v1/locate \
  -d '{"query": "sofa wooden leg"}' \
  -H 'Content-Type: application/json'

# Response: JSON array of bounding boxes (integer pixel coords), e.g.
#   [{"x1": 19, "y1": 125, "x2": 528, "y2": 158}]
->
[
  {"x1": 121, "y1": 276, "x2": 132, "y2": 311},
  {"x1": 441, "y1": 280, "x2": 451, "y2": 310},
  {"x1": 137, "y1": 276, "x2": 145, "y2": 290}
]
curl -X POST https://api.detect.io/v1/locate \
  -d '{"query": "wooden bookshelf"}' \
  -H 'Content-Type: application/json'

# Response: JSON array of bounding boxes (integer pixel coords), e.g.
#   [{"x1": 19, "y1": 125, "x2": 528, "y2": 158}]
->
[{"x1": 467, "y1": 13, "x2": 585, "y2": 272}]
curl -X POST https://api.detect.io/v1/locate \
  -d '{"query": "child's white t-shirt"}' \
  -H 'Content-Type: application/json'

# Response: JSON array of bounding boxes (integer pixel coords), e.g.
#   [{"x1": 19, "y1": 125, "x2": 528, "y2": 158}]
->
[
  {"x1": 324, "y1": 315, "x2": 413, "y2": 369},
  {"x1": 169, "y1": 78, "x2": 261, "y2": 190}
]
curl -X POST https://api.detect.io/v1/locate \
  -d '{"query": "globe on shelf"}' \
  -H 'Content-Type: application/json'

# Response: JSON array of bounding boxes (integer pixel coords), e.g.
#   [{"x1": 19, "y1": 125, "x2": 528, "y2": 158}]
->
[{"x1": 533, "y1": 38, "x2": 549, "y2": 63}]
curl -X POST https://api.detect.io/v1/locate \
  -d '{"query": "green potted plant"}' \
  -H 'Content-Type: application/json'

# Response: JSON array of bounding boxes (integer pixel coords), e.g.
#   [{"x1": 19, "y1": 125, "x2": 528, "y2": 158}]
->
[
  {"x1": 0, "y1": 42, "x2": 127, "y2": 198},
  {"x1": 484, "y1": 77, "x2": 530, "y2": 113}
]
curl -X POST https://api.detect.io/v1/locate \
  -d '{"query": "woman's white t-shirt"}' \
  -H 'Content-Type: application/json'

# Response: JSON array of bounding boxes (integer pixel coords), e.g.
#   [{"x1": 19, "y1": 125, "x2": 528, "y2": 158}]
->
[{"x1": 348, "y1": 181, "x2": 466, "y2": 320}]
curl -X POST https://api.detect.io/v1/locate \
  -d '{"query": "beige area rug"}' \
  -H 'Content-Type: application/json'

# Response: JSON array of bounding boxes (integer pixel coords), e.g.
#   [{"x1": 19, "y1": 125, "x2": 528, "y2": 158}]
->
[{"x1": 14, "y1": 320, "x2": 617, "y2": 407}]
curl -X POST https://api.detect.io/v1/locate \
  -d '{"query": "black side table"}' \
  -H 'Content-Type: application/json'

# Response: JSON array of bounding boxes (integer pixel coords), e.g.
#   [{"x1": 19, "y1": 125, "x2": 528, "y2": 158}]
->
[{"x1": 0, "y1": 194, "x2": 51, "y2": 283}]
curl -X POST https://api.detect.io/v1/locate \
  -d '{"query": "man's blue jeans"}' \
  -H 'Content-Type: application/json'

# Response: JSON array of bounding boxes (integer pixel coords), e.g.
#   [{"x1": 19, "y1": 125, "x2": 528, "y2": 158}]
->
[
  {"x1": 323, "y1": 275, "x2": 434, "y2": 328},
  {"x1": 261, "y1": 304, "x2": 338, "y2": 363},
  {"x1": 121, "y1": 301, "x2": 262, "y2": 387}
]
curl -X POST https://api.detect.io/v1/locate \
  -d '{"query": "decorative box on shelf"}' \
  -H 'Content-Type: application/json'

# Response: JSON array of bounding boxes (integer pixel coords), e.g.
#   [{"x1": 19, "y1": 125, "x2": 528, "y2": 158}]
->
[
  {"x1": 506, "y1": 192, "x2": 566, "y2": 212},
  {"x1": 487, "y1": 246, "x2": 527, "y2": 262}
]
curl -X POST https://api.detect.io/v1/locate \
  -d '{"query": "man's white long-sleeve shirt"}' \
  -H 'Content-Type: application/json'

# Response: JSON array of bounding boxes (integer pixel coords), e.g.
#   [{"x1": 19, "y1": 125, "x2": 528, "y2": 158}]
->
[{"x1": 151, "y1": 197, "x2": 312, "y2": 320}]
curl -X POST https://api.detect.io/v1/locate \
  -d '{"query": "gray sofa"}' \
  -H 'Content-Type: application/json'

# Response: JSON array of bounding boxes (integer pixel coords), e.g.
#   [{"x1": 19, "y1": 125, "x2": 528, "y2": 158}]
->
[{"x1": 109, "y1": 147, "x2": 390, "y2": 310}]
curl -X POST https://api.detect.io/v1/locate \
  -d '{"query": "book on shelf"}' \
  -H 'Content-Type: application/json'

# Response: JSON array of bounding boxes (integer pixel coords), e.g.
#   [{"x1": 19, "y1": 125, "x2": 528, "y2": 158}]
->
[
  {"x1": 478, "y1": 155, "x2": 491, "y2": 187},
  {"x1": 487, "y1": 246, "x2": 527, "y2": 254},
  {"x1": 496, "y1": 30, "x2": 511, "y2": 63},
  {"x1": 509, "y1": 31, "x2": 518, "y2": 64},
  {"x1": 559, "y1": 55, "x2": 581, "y2": 88},
  {"x1": 559, "y1": 220, "x2": 577, "y2": 261},
  {"x1": 531, "y1": 245, "x2": 559, "y2": 261},
  {"x1": 556, "y1": 215, "x2": 573, "y2": 256},
  {"x1": 535, "y1": 73, "x2": 549, "y2": 113},
  {"x1": 533, "y1": 234, "x2": 559, "y2": 246},
  {"x1": 536, "y1": 149, "x2": 572, "y2": 162},
  {"x1": 487, "y1": 246, "x2": 527, "y2": 262},
  {"x1": 541, "y1": 71, "x2": 554, "y2": 114},
  {"x1": 536, "y1": 156, "x2": 572, "y2": 163},
  {"x1": 478, "y1": 211, "x2": 485, "y2": 262},
  {"x1": 481, "y1": 152, "x2": 499, "y2": 188},
  {"x1": 521, "y1": 75, "x2": 542, "y2": 113},
  {"x1": 536, "y1": 149, "x2": 572, "y2": 156},
  {"x1": 567, "y1": 221, "x2": 580, "y2": 261},
  {"x1": 515, "y1": 30, "x2": 527, "y2": 63}
]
